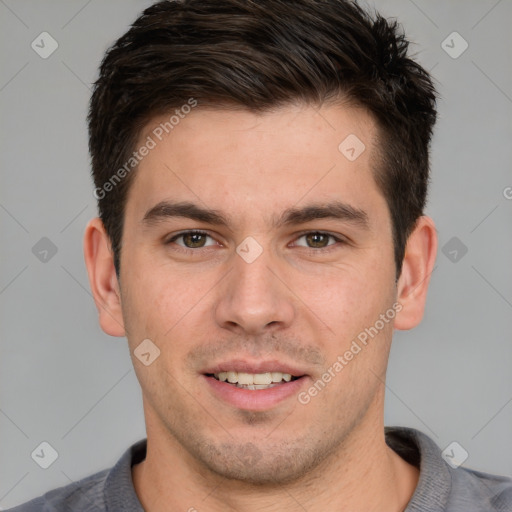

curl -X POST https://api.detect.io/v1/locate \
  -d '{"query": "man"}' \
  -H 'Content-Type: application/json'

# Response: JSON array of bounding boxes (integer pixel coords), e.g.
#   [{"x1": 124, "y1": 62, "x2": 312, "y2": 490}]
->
[{"x1": 9, "y1": 0, "x2": 512, "y2": 510}]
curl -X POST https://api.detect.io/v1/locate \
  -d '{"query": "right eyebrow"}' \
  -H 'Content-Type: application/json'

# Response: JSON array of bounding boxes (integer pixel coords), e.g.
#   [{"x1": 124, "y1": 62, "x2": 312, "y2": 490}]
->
[{"x1": 142, "y1": 201, "x2": 230, "y2": 227}]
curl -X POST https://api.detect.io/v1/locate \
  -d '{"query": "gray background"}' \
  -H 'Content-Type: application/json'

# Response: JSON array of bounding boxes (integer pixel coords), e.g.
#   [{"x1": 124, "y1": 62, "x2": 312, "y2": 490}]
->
[{"x1": 1, "y1": 0, "x2": 511, "y2": 508}]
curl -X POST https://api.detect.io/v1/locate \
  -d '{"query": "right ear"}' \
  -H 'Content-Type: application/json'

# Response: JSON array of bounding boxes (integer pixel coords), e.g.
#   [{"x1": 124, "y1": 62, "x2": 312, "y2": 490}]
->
[{"x1": 83, "y1": 217, "x2": 126, "y2": 337}]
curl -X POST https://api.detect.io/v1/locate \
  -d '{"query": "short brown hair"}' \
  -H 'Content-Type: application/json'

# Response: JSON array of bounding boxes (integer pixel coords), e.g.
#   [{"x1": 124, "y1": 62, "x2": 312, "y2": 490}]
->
[{"x1": 88, "y1": 0, "x2": 437, "y2": 278}]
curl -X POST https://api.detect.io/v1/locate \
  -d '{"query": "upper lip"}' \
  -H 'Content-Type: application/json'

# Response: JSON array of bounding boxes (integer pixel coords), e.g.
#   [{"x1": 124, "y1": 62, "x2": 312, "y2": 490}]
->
[{"x1": 202, "y1": 359, "x2": 307, "y2": 377}]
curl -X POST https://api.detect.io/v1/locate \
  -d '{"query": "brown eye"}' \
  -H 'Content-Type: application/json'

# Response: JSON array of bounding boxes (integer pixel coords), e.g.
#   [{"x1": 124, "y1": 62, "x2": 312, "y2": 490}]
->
[
  {"x1": 294, "y1": 232, "x2": 342, "y2": 249},
  {"x1": 167, "y1": 231, "x2": 215, "y2": 249},
  {"x1": 305, "y1": 233, "x2": 330, "y2": 248},
  {"x1": 182, "y1": 232, "x2": 207, "y2": 248}
]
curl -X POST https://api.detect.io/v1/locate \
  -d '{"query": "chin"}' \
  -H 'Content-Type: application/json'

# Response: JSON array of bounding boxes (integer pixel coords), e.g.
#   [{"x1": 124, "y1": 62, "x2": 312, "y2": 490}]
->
[{"x1": 193, "y1": 439, "x2": 327, "y2": 486}]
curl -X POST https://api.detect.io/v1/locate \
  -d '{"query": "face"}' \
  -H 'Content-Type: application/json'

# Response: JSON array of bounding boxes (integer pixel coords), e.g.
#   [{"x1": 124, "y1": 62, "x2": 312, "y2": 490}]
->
[{"x1": 117, "y1": 103, "x2": 399, "y2": 484}]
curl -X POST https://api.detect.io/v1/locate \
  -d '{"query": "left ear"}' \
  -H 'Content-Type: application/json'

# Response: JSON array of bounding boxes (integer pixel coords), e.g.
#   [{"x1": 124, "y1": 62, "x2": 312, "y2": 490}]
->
[{"x1": 394, "y1": 215, "x2": 438, "y2": 330}]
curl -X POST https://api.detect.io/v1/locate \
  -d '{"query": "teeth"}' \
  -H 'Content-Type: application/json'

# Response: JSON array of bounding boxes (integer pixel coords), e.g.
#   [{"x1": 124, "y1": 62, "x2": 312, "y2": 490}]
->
[
  {"x1": 253, "y1": 373, "x2": 272, "y2": 385},
  {"x1": 238, "y1": 384, "x2": 278, "y2": 390},
  {"x1": 271, "y1": 372, "x2": 283, "y2": 382},
  {"x1": 213, "y1": 371, "x2": 294, "y2": 385},
  {"x1": 237, "y1": 372, "x2": 254, "y2": 385}
]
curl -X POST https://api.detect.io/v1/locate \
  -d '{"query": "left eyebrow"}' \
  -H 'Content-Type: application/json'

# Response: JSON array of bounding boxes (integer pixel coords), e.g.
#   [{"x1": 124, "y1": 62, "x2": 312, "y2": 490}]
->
[
  {"x1": 274, "y1": 201, "x2": 370, "y2": 230},
  {"x1": 141, "y1": 199, "x2": 370, "y2": 230}
]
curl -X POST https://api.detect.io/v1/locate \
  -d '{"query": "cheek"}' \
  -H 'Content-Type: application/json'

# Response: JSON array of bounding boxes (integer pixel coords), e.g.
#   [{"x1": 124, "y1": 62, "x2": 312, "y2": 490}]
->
[
  {"x1": 119, "y1": 253, "x2": 173, "y2": 342},
  {"x1": 122, "y1": 256, "x2": 214, "y2": 348},
  {"x1": 299, "y1": 262, "x2": 393, "y2": 340}
]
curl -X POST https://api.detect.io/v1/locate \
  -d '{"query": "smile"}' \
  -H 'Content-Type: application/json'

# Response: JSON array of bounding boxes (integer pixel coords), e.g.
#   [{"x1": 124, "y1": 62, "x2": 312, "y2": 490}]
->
[
  {"x1": 202, "y1": 362, "x2": 308, "y2": 410},
  {"x1": 210, "y1": 371, "x2": 298, "y2": 390}
]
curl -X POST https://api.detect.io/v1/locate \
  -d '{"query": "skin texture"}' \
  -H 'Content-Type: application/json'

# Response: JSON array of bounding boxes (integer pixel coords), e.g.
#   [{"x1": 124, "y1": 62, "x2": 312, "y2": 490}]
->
[{"x1": 84, "y1": 103, "x2": 437, "y2": 511}]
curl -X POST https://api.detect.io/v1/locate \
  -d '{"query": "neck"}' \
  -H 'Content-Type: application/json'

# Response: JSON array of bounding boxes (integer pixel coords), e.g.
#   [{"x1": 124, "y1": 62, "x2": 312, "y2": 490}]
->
[{"x1": 132, "y1": 395, "x2": 419, "y2": 511}]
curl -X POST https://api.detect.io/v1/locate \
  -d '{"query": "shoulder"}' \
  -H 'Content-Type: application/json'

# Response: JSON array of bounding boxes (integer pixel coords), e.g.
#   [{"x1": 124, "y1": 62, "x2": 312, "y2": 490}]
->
[
  {"x1": 385, "y1": 426, "x2": 512, "y2": 512},
  {"x1": 5, "y1": 468, "x2": 110, "y2": 512},
  {"x1": 447, "y1": 465, "x2": 512, "y2": 511},
  {"x1": 6, "y1": 439, "x2": 146, "y2": 512}
]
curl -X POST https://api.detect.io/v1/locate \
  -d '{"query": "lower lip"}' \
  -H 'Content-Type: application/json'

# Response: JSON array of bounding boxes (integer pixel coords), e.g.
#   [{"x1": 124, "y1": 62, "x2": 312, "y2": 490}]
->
[{"x1": 203, "y1": 375, "x2": 307, "y2": 411}]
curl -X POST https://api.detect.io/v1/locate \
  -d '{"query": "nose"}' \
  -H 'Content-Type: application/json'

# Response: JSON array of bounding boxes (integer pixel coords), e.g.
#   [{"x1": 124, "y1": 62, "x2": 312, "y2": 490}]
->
[{"x1": 214, "y1": 245, "x2": 295, "y2": 336}]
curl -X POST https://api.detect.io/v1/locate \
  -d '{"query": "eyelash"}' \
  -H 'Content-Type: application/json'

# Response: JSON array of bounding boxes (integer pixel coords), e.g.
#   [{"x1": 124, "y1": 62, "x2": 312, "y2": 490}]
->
[{"x1": 165, "y1": 230, "x2": 347, "y2": 254}]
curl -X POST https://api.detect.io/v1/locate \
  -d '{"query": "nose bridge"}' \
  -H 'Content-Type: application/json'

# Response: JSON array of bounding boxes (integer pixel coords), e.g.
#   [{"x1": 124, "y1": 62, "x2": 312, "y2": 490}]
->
[{"x1": 215, "y1": 237, "x2": 295, "y2": 333}]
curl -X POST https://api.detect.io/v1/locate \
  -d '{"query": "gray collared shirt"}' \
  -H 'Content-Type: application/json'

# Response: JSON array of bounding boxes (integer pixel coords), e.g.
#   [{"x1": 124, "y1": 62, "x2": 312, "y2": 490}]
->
[{"x1": 6, "y1": 426, "x2": 512, "y2": 511}]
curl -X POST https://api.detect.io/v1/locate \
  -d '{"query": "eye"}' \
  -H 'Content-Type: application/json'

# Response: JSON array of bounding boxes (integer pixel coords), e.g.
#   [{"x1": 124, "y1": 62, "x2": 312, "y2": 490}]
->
[
  {"x1": 166, "y1": 230, "x2": 217, "y2": 249},
  {"x1": 165, "y1": 230, "x2": 346, "y2": 253},
  {"x1": 292, "y1": 231, "x2": 344, "y2": 249}
]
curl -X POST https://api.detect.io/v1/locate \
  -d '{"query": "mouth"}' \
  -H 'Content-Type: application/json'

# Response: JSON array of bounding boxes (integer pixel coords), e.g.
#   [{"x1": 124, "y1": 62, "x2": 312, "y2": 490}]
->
[
  {"x1": 202, "y1": 361, "x2": 308, "y2": 410},
  {"x1": 206, "y1": 371, "x2": 300, "y2": 390}
]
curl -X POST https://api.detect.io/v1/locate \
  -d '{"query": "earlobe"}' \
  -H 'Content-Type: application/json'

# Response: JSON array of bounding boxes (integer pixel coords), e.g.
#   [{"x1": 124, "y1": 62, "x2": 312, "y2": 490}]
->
[
  {"x1": 394, "y1": 216, "x2": 438, "y2": 331},
  {"x1": 83, "y1": 217, "x2": 126, "y2": 337}
]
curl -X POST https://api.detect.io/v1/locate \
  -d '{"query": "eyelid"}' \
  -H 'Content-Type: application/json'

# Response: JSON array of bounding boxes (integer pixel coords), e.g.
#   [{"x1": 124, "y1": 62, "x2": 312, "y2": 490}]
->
[
  {"x1": 165, "y1": 229, "x2": 348, "y2": 251},
  {"x1": 290, "y1": 231, "x2": 347, "y2": 248},
  {"x1": 165, "y1": 230, "x2": 217, "y2": 247}
]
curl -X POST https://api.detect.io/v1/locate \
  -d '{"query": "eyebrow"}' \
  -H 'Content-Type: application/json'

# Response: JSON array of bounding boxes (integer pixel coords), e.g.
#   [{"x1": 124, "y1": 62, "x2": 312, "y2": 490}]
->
[{"x1": 142, "y1": 200, "x2": 370, "y2": 230}]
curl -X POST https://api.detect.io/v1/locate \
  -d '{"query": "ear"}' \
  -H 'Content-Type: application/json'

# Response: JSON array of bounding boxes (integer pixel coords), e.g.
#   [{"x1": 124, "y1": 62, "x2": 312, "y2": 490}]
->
[
  {"x1": 394, "y1": 216, "x2": 437, "y2": 330},
  {"x1": 83, "y1": 217, "x2": 125, "y2": 337}
]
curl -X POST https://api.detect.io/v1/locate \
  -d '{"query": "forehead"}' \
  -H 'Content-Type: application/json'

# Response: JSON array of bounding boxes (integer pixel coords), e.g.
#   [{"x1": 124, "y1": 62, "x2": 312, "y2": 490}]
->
[{"x1": 126, "y1": 103, "x2": 388, "y2": 231}]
